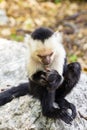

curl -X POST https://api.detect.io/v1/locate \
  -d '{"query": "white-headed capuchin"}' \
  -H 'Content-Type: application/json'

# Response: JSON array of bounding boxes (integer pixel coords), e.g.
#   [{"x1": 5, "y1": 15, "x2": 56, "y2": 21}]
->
[{"x1": 0, "y1": 27, "x2": 81, "y2": 124}]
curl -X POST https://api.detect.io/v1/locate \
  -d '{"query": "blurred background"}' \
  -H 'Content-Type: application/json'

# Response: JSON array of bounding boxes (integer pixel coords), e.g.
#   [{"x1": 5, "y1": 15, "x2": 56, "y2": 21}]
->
[{"x1": 0, "y1": 0, "x2": 87, "y2": 73}]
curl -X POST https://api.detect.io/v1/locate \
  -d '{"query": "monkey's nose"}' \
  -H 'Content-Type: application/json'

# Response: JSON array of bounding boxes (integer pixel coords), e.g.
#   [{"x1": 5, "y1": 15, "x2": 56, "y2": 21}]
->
[{"x1": 42, "y1": 56, "x2": 51, "y2": 65}]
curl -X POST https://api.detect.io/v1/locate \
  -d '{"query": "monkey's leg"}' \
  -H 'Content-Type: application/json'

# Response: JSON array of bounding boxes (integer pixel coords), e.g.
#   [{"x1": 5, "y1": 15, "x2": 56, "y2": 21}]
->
[
  {"x1": 56, "y1": 62, "x2": 81, "y2": 98},
  {"x1": 55, "y1": 62, "x2": 81, "y2": 119},
  {"x1": 41, "y1": 90, "x2": 73, "y2": 124},
  {"x1": 0, "y1": 83, "x2": 29, "y2": 106}
]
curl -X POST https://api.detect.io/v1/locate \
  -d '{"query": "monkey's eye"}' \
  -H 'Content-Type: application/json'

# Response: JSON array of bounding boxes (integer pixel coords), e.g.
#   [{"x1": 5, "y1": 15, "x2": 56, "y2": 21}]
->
[
  {"x1": 37, "y1": 55, "x2": 43, "y2": 58},
  {"x1": 37, "y1": 52, "x2": 53, "y2": 58},
  {"x1": 49, "y1": 52, "x2": 53, "y2": 56}
]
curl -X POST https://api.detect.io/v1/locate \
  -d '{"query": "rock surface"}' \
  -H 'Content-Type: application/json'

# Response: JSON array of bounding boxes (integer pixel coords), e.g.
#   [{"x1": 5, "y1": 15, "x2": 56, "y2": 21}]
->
[{"x1": 0, "y1": 38, "x2": 87, "y2": 130}]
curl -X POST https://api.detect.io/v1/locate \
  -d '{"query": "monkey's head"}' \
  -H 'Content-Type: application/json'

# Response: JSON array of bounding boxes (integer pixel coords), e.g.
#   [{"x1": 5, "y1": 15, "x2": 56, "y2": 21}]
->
[{"x1": 25, "y1": 27, "x2": 63, "y2": 68}]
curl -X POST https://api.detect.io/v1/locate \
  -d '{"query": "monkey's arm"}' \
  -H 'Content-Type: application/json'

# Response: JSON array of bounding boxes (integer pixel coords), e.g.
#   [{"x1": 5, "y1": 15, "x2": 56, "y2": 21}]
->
[
  {"x1": 0, "y1": 70, "x2": 61, "y2": 106},
  {"x1": 0, "y1": 83, "x2": 29, "y2": 106},
  {"x1": 45, "y1": 70, "x2": 63, "y2": 90},
  {"x1": 55, "y1": 62, "x2": 81, "y2": 120}
]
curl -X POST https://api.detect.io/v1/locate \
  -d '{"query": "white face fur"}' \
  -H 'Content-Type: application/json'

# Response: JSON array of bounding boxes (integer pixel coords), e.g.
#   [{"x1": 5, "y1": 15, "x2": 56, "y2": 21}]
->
[{"x1": 24, "y1": 32, "x2": 66, "y2": 79}]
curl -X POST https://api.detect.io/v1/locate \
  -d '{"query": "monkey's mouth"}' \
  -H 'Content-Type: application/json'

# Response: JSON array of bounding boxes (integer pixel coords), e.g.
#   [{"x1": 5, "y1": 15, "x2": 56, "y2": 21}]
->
[{"x1": 43, "y1": 64, "x2": 51, "y2": 71}]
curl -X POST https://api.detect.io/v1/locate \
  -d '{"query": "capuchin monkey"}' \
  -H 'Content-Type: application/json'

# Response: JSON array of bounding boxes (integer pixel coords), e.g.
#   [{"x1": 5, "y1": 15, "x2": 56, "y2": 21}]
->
[{"x1": 0, "y1": 27, "x2": 81, "y2": 124}]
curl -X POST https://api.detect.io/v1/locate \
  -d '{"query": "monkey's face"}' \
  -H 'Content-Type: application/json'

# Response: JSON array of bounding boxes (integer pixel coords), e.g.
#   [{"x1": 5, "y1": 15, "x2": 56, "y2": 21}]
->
[
  {"x1": 33, "y1": 48, "x2": 54, "y2": 66},
  {"x1": 29, "y1": 39, "x2": 56, "y2": 66}
]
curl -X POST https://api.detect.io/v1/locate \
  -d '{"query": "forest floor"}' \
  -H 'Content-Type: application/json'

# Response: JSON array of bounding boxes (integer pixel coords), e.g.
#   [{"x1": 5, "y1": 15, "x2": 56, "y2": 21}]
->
[{"x1": 0, "y1": 0, "x2": 87, "y2": 72}]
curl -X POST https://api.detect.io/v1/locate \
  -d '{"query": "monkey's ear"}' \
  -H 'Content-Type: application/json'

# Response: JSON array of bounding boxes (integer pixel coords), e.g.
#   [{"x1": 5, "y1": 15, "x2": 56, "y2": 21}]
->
[
  {"x1": 53, "y1": 31, "x2": 63, "y2": 43},
  {"x1": 24, "y1": 34, "x2": 32, "y2": 46}
]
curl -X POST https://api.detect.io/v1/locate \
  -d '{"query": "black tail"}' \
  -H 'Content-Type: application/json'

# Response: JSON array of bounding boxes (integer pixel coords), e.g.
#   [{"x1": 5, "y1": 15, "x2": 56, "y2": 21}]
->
[{"x1": 0, "y1": 83, "x2": 29, "y2": 106}]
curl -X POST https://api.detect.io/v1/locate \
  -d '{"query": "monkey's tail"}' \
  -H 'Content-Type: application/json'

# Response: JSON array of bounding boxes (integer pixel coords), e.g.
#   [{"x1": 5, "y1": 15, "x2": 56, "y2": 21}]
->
[{"x1": 0, "y1": 83, "x2": 29, "y2": 106}]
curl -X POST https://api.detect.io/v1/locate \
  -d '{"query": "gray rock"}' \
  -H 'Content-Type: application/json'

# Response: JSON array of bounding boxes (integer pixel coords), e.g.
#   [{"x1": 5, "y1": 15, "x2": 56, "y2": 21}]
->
[{"x1": 0, "y1": 38, "x2": 87, "y2": 130}]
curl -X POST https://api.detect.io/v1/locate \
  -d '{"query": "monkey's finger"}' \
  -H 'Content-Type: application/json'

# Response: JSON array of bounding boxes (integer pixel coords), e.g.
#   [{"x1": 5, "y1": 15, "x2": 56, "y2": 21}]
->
[
  {"x1": 59, "y1": 109, "x2": 73, "y2": 124},
  {"x1": 62, "y1": 114, "x2": 72, "y2": 124},
  {"x1": 69, "y1": 104, "x2": 77, "y2": 119},
  {"x1": 45, "y1": 67, "x2": 51, "y2": 72},
  {"x1": 41, "y1": 75, "x2": 47, "y2": 81}
]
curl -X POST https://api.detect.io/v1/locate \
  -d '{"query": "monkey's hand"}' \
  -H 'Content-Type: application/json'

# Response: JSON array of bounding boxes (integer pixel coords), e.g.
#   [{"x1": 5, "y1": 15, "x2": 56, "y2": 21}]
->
[
  {"x1": 46, "y1": 70, "x2": 62, "y2": 91},
  {"x1": 32, "y1": 71, "x2": 48, "y2": 86}
]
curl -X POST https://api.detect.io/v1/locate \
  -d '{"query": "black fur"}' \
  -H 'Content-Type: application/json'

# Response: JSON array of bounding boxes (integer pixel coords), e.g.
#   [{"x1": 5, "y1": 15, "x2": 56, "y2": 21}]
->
[
  {"x1": 31, "y1": 27, "x2": 53, "y2": 42},
  {"x1": 32, "y1": 69, "x2": 62, "y2": 90},
  {"x1": 0, "y1": 83, "x2": 29, "y2": 106},
  {"x1": 0, "y1": 62, "x2": 81, "y2": 124}
]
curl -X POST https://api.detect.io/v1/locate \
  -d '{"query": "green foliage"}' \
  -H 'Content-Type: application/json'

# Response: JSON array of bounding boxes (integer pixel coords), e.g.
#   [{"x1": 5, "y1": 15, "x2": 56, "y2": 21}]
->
[
  {"x1": 0, "y1": 0, "x2": 3, "y2": 3},
  {"x1": 69, "y1": 54, "x2": 78, "y2": 62},
  {"x1": 55, "y1": 0, "x2": 61, "y2": 4},
  {"x1": 10, "y1": 34, "x2": 24, "y2": 42}
]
